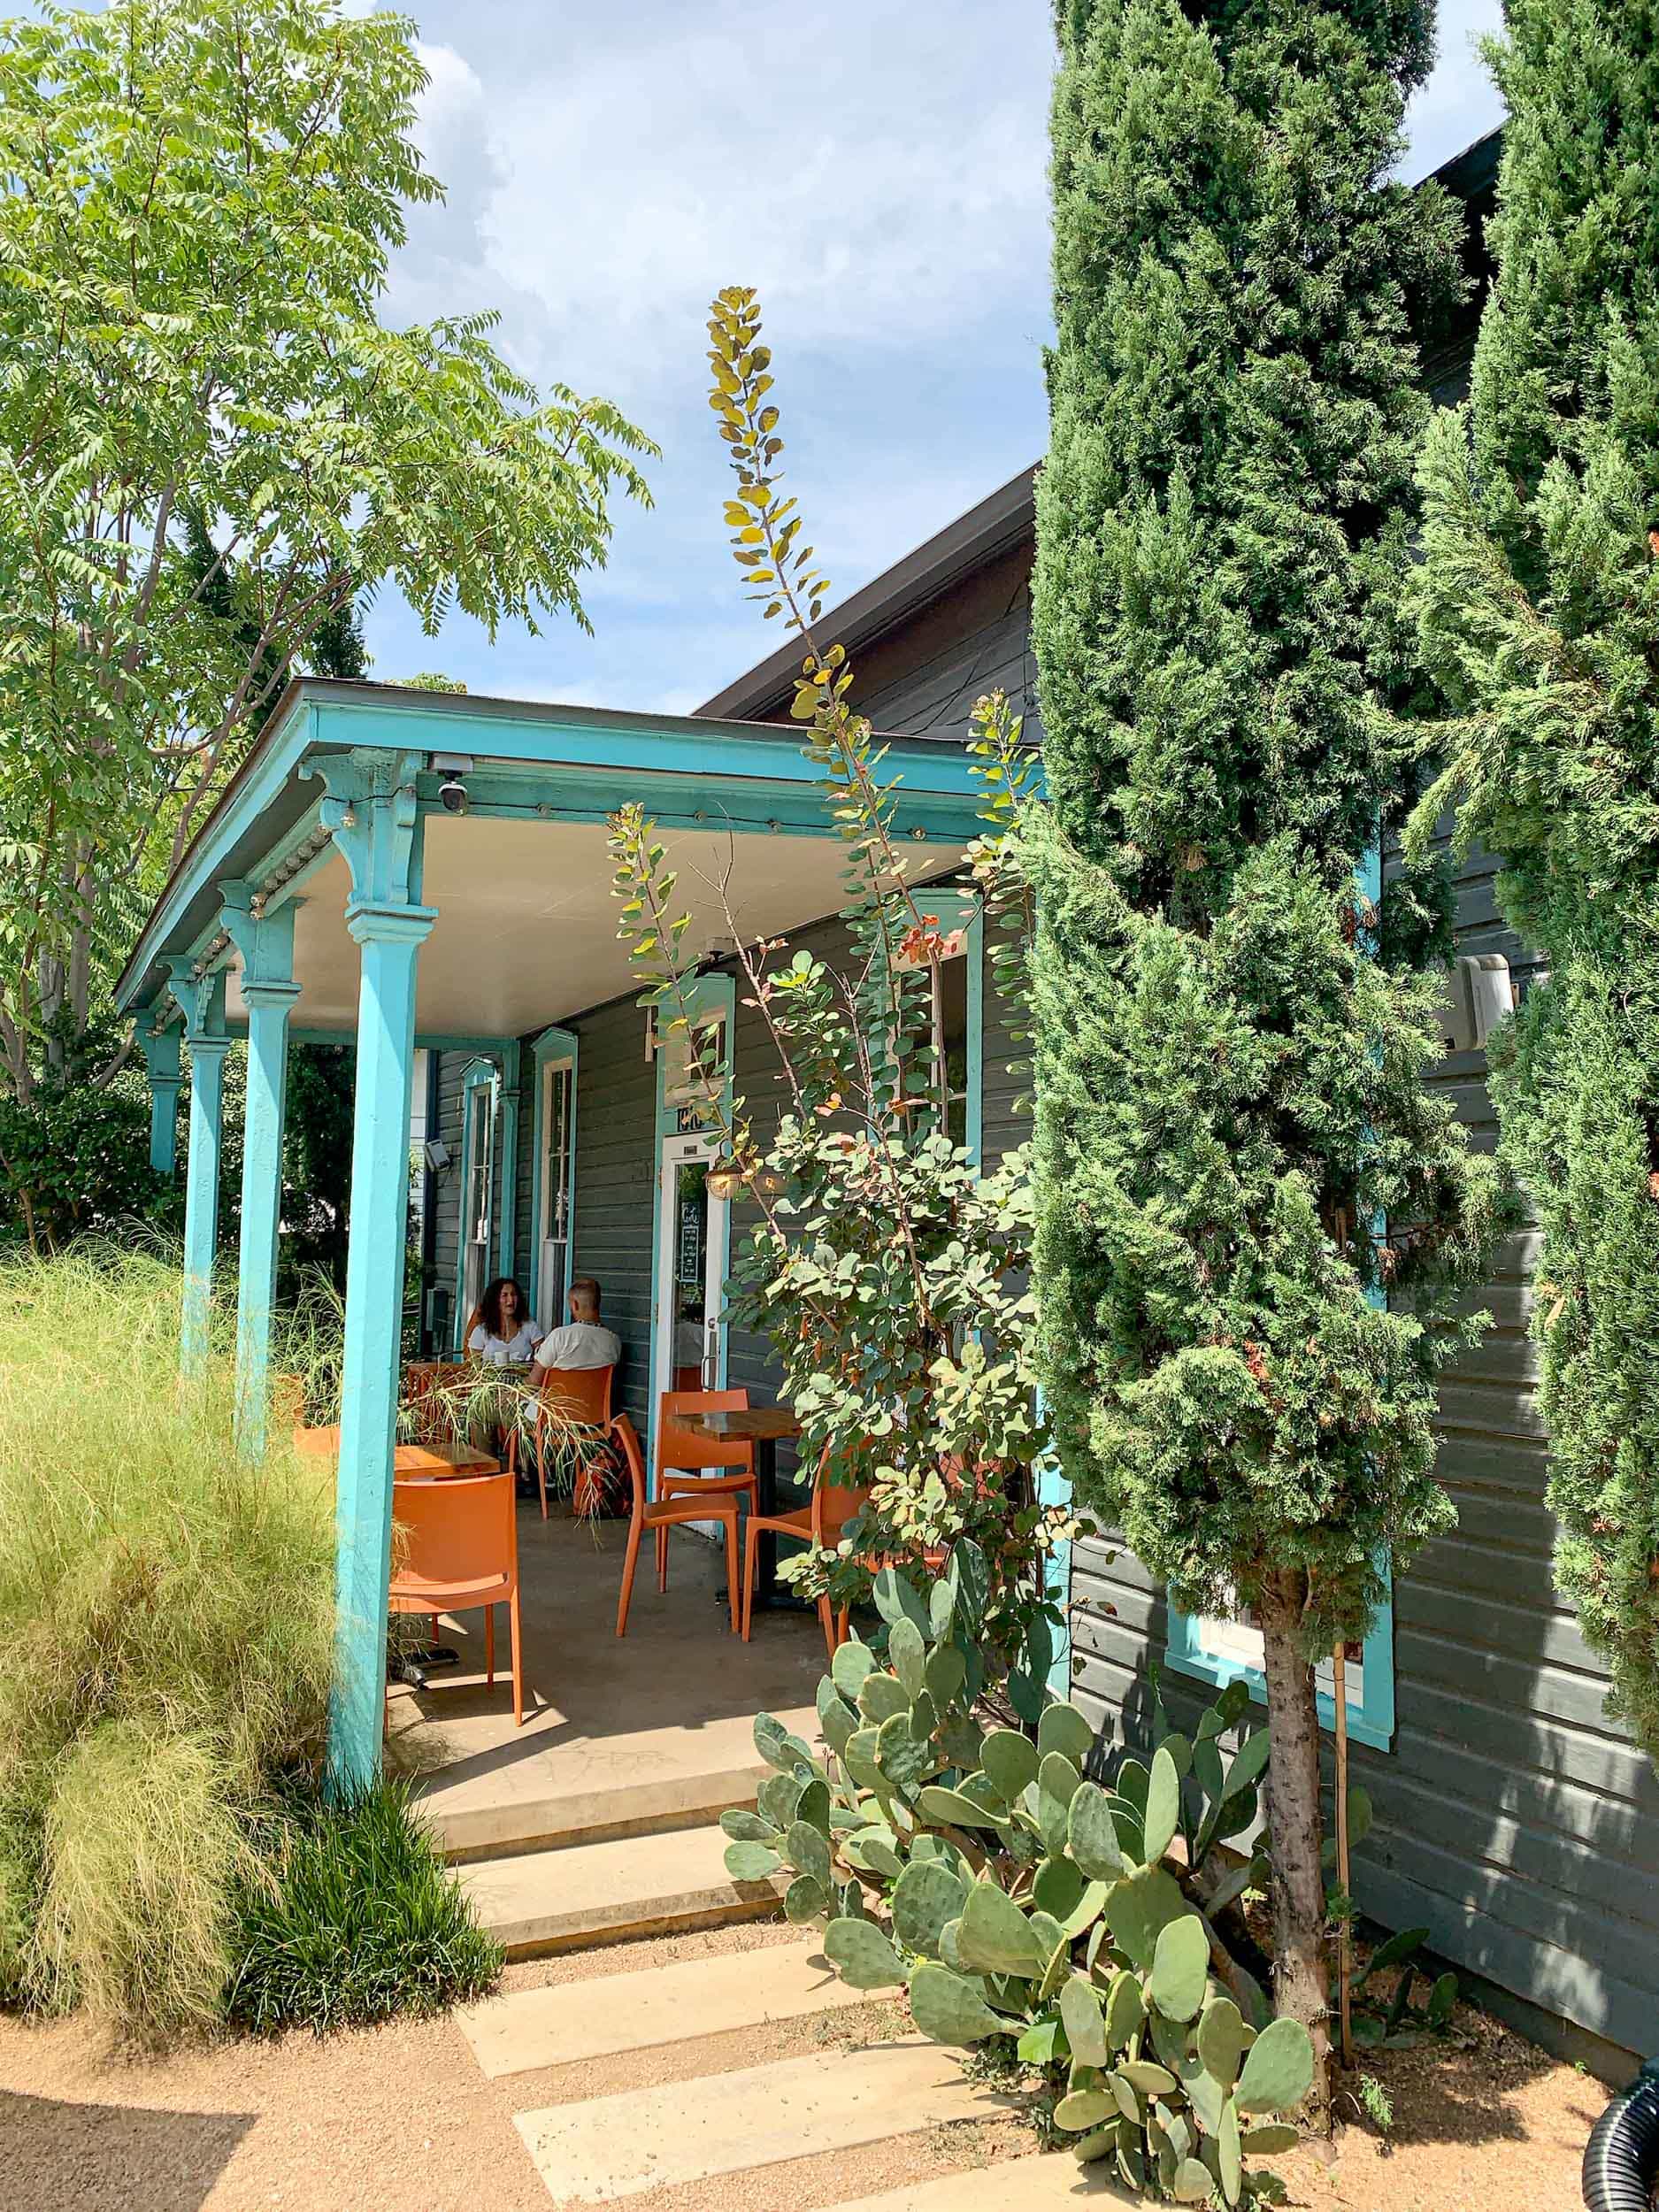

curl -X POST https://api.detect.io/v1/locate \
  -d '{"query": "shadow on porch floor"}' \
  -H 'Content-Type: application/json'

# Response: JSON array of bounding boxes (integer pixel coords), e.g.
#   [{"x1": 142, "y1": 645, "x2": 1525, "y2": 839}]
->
[{"x1": 396, "y1": 1504, "x2": 824, "y2": 1860}]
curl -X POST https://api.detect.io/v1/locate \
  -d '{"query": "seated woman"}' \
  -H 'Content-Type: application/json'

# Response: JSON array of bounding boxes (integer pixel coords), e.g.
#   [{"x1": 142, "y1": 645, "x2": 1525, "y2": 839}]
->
[{"x1": 467, "y1": 1276, "x2": 543, "y2": 1367}]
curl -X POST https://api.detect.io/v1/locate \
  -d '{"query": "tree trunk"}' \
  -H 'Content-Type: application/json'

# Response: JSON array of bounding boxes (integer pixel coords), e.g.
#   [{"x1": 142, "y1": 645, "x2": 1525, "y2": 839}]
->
[{"x1": 1257, "y1": 1564, "x2": 1332, "y2": 2128}]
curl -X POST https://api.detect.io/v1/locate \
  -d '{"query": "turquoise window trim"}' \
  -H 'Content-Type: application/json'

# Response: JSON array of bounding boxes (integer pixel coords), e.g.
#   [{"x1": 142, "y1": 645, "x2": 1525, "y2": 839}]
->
[
  {"x1": 1164, "y1": 1564, "x2": 1397, "y2": 1754},
  {"x1": 452, "y1": 1054, "x2": 503, "y2": 1349},
  {"x1": 1164, "y1": 832, "x2": 1397, "y2": 1752},
  {"x1": 528, "y1": 1025, "x2": 580, "y2": 1323},
  {"x1": 647, "y1": 973, "x2": 736, "y2": 1473}
]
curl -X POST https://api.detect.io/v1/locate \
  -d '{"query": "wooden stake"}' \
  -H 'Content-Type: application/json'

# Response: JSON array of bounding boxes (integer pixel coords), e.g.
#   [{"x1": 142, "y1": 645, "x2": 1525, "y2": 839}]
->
[{"x1": 1333, "y1": 1642, "x2": 1354, "y2": 2069}]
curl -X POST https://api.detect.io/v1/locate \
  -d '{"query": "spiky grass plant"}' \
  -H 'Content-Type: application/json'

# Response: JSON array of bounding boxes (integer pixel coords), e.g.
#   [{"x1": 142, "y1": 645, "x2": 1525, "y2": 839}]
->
[
  {"x1": 0, "y1": 1243, "x2": 334, "y2": 2038},
  {"x1": 227, "y1": 1778, "x2": 501, "y2": 2035}
]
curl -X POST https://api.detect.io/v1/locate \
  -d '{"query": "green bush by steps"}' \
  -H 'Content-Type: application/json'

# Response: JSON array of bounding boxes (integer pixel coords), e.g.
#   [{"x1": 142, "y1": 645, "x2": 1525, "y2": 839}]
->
[{"x1": 227, "y1": 1781, "x2": 501, "y2": 2036}]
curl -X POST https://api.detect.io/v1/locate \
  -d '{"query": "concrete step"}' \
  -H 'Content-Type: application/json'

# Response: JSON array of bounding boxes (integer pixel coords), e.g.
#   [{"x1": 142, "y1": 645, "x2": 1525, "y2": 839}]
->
[
  {"x1": 426, "y1": 1759, "x2": 774, "y2": 1866},
  {"x1": 827, "y1": 2151, "x2": 1136, "y2": 2209},
  {"x1": 512, "y1": 2036, "x2": 1012, "y2": 2206},
  {"x1": 458, "y1": 1821, "x2": 786, "y2": 1957},
  {"x1": 458, "y1": 1938, "x2": 872, "y2": 2078}
]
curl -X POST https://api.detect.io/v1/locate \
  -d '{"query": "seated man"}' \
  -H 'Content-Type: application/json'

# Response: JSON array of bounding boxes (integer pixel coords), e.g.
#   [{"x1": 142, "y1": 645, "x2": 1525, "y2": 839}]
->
[{"x1": 531, "y1": 1276, "x2": 620, "y2": 1379}]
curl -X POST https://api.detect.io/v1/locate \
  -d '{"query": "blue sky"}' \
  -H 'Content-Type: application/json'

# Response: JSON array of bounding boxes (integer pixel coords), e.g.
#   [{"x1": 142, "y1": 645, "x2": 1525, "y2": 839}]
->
[{"x1": 365, "y1": 0, "x2": 1507, "y2": 714}]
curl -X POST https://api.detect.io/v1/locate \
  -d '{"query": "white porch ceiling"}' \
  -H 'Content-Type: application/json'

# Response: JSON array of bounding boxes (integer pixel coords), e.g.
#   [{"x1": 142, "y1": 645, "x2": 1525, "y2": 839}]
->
[{"x1": 223, "y1": 813, "x2": 967, "y2": 1040}]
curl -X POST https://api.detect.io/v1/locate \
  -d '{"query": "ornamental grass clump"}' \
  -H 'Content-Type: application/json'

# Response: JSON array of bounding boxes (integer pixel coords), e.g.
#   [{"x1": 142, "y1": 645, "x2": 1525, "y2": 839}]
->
[
  {"x1": 0, "y1": 1244, "x2": 334, "y2": 2038},
  {"x1": 730, "y1": 1548, "x2": 1317, "y2": 2207}
]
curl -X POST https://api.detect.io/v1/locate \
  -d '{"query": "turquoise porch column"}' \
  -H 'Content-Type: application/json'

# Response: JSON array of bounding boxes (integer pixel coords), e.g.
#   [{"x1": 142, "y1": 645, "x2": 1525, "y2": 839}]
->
[
  {"x1": 305, "y1": 749, "x2": 434, "y2": 1794},
  {"x1": 138, "y1": 1017, "x2": 183, "y2": 1177},
  {"x1": 166, "y1": 964, "x2": 229, "y2": 1372},
  {"x1": 221, "y1": 884, "x2": 301, "y2": 1460}
]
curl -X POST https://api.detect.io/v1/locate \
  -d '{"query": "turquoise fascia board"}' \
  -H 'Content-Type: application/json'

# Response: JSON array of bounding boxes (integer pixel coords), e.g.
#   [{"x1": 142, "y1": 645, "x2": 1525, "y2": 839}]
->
[
  {"x1": 413, "y1": 764, "x2": 980, "y2": 845},
  {"x1": 312, "y1": 692, "x2": 986, "y2": 801},
  {"x1": 527, "y1": 1025, "x2": 580, "y2": 1322}
]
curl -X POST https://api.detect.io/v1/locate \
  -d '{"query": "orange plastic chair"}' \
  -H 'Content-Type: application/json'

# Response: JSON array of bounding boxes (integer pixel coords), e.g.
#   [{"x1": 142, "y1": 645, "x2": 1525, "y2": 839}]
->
[
  {"x1": 388, "y1": 1471, "x2": 526, "y2": 1725},
  {"x1": 509, "y1": 1363, "x2": 615, "y2": 1519},
  {"x1": 741, "y1": 1449, "x2": 871, "y2": 1657},
  {"x1": 611, "y1": 1414, "x2": 741, "y2": 1638},
  {"x1": 656, "y1": 1387, "x2": 758, "y2": 1584}
]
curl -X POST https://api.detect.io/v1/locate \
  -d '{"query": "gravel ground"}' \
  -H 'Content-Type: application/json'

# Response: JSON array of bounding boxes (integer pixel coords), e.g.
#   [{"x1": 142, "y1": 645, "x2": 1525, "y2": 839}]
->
[{"x1": 0, "y1": 1923, "x2": 1604, "y2": 2212}]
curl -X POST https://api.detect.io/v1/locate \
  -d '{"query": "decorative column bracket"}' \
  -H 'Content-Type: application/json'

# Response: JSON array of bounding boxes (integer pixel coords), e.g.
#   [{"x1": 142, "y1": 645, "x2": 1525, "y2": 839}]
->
[{"x1": 300, "y1": 748, "x2": 428, "y2": 917}]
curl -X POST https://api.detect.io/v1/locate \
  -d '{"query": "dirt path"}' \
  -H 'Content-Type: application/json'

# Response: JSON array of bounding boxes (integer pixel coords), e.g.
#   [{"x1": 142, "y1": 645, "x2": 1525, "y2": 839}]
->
[{"x1": 0, "y1": 1924, "x2": 1606, "y2": 2212}]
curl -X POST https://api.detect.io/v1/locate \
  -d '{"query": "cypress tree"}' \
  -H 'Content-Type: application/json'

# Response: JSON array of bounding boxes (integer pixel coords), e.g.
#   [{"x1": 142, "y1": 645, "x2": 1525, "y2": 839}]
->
[
  {"x1": 1410, "y1": 5, "x2": 1659, "y2": 1753},
  {"x1": 1031, "y1": 0, "x2": 1500, "y2": 2073}
]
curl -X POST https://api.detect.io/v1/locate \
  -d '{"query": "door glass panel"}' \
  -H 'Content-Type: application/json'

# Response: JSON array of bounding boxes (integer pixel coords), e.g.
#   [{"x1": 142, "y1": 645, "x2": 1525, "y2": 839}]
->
[
  {"x1": 669, "y1": 1158, "x2": 711, "y2": 1392},
  {"x1": 463, "y1": 1083, "x2": 495, "y2": 1331},
  {"x1": 539, "y1": 1061, "x2": 572, "y2": 1326}
]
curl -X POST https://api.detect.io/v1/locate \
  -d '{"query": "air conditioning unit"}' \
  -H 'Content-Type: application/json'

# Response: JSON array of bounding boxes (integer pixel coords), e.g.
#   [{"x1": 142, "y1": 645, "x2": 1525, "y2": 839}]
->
[{"x1": 1435, "y1": 954, "x2": 1514, "y2": 1052}]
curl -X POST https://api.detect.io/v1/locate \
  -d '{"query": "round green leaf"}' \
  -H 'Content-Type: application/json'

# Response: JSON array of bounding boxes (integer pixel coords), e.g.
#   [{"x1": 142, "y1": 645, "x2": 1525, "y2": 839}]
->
[
  {"x1": 876, "y1": 1709, "x2": 935, "y2": 1791},
  {"x1": 1235, "y1": 2015, "x2": 1317, "y2": 2114},
  {"x1": 1103, "y1": 1967, "x2": 1145, "y2": 2051},
  {"x1": 721, "y1": 1809, "x2": 777, "y2": 1843},
  {"x1": 888, "y1": 1615, "x2": 927, "y2": 1698},
  {"x1": 891, "y1": 1859, "x2": 966, "y2": 1955},
  {"x1": 831, "y1": 1639, "x2": 877, "y2": 1700},
  {"x1": 1068, "y1": 1782, "x2": 1127, "y2": 1878},
  {"x1": 824, "y1": 1916, "x2": 906, "y2": 1990},
  {"x1": 908, "y1": 1961, "x2": 1003, "y2": 2044},
  {"x1": 1149, "y1": 1911, "x2": 1210, "y2": 2022},
  {"x1": 1218, "y1": 2093, "x2": 1242, "y2": 2208},
  {"x1": 1105, "y1": 1863, "x2": 1187, "y2": 1971},
  {"x1": 956, "y1": 1879, "x2": 1045, "y2": 1979},
  {"x1": 785, "y1": 1818, "x2": 831, "y2": 1888},
  {"x1": 1060, "y1": 1976, "x2": 1108, "y2": 2067},
  {"x1": 1197, "y1": 1995, "x2": 1248, "y2": 2088},
  {"x1": 981, "y1": 1726, "x2": 1040, "y2": 1805},
  {"x1": 1053, "y1": 2087, "x2": 1115, "y2": 2134},
  {"x1": 784, "y1": 1874, "x2": 828, "y2": 1924},
  {"x1": 725, "y1": 1839, "x2": 781, "y2": 1883},
  {"x1": 1142, "y1": 1743, "x2": 1182, "y2": 1863},
  {"x1": 1038, "y1": 1702, "x2": 1095, "y2": 1764},
  {"x1": 858, "y1": 1671, "x2": 911, "y2": 1724},
  {"x1": 916, "y1": 1784, "x2": 1004, "y2": 1831}
]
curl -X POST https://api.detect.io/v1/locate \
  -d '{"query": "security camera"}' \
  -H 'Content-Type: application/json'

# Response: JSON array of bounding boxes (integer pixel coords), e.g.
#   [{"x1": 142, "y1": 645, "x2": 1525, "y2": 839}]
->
[{"x1": 431, "y1": 752, "x2": 474, "y2": 817}]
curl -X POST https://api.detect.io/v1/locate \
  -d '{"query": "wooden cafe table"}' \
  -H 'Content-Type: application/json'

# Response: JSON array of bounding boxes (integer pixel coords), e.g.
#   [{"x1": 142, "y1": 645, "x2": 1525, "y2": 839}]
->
[
  {"x1": 292, "y1": 1425, "x2": 501, "y2": 1477},
  {"x1": 675, "y1": 1404, "x2": 803, "y2": 1612}
]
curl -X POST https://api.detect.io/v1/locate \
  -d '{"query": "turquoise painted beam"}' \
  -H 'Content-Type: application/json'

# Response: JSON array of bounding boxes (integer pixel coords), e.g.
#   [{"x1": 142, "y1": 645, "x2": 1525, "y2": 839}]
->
[
  {"x1": 307, "y1": 748, "x2": 434, "y2": 1794},
  {"x1": 138, "y1": 1017, "x2": 183, "y2": 1177},
  {"x1": 221, "y1": 883, "x2": 301, "y2": 1461},
  {"x1": 165, "y1": 963, "x2": 229, "y2": 1373}
]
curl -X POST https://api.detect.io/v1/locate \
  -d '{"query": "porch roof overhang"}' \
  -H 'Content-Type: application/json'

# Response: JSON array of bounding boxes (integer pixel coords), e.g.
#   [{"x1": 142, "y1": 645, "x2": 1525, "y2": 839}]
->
[{"x1": 117, "y1": 678, "x2": 987, "y2": 1041}]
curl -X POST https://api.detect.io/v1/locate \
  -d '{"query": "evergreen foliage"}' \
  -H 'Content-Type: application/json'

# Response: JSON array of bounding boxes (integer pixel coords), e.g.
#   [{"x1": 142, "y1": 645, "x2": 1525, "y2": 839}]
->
[
  {"x1": 1409, "y1": 1, "x2": 1659, "y2": 1755},
  {"x1": 1030, "y1": 0, "x2": 1500, "y2": 2056}
]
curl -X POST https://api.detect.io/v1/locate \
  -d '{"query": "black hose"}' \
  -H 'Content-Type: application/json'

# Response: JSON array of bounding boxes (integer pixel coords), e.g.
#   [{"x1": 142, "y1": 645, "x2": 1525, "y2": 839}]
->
[{"x1": 1583, "y1": 2058, "x2": 1659, "y2": 2212}]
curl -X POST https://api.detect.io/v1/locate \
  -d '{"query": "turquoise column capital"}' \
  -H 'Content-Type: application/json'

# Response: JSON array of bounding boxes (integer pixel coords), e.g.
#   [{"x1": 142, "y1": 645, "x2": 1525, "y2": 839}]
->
[
  {"x1": 300, "y1": 749, "x2": 428, "y2": 911},
  {"x1": 220, "y1": 882, "x2": 302, "y2": 1461}
]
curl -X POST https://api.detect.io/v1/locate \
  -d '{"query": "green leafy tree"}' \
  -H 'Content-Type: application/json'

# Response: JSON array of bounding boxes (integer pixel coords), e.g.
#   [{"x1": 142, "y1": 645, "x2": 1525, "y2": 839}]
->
[
  {"x1": 1408, "y1": 3, "x2": 1659, "y2": 1754},
  {"x1": 1029, "y1": 0, "x2": 1500, "y2": 2090},
  {"x1": 608, "y1": 289, "x2": 1070, "y2": 1673},
  {"x1": 0, "y1": 0, "x2": 652, "y2": 1102}
]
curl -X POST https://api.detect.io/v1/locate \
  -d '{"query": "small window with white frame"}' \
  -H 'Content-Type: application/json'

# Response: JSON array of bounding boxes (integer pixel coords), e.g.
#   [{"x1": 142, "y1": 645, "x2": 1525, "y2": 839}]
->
[{"x1": 895, "y1": 893, "x2": 979, "y2": 1159}]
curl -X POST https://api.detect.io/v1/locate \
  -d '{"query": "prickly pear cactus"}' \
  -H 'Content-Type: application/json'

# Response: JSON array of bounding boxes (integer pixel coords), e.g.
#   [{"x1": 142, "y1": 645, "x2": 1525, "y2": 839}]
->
[{"x1": 723, "y1": 1543, "x2": 1313, "y2": 2207}]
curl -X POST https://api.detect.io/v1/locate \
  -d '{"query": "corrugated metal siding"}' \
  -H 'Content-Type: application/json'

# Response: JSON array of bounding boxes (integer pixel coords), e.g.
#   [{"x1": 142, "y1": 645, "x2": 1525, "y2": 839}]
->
[{"x1": 1067, "y1": 830, "x2": 1659, "y2": 2057}]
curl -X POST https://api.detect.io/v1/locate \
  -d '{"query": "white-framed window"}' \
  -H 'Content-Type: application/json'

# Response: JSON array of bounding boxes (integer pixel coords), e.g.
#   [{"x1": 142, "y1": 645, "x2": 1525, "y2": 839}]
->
[
  {"x1": 894, "y1": 889, "x2": 983, "y2": 1163},
  {"x1": 1166, "y1": 1573, "x2": 1395, "y2": 1754},
  {"x1": 457, "y1": 1063, "x2": 498, "y2": 1340},
  {"x1": 537, "y1": 1050, "x2": 575, "y2": 1329}
]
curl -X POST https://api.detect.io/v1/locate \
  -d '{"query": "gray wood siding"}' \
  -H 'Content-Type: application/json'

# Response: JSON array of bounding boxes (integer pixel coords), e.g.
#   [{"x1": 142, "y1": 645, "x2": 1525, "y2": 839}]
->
[
  {"x1": 852, "y1": 541, "x2": 1043, "y2": 748},
  {"x1": 1066, "y1": 829, "x2": 1659, "y2": 2059}
]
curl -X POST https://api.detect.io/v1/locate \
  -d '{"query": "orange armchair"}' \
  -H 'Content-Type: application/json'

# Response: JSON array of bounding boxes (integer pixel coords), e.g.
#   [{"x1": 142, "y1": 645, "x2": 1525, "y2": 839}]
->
[
  {"x1": 388, "y1": 1471, "x2": 526, "y2": 1725},
  {"x1": 611, "y1": 1414, "x2": 741, "y2": 1638},
  {"x1": 741, "y1": 1448, "x2": 870, "y2": 1657}
]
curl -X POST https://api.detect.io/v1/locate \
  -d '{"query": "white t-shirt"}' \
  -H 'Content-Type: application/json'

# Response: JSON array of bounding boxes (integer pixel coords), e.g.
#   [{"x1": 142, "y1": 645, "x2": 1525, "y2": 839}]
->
[
  {"x1": 468, "y1": 1320, "x2": 544, "y2": 1367},
  {"x1": 534, "y1": 1321, "x2": 620, "y2": 1373}
]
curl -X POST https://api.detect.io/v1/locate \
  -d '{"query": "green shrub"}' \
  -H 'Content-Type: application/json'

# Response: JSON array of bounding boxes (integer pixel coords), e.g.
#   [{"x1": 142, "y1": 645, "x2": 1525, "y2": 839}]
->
[
  {"x1": 0, "y1": 1244, "x2": 334, "y2": 2037},
  {"x1": 227, "y1": 1781, "x2": 502, "y2": 2036},
  {"x1": 730, "y1": 1547, "x2": 1315, "y2": 2206}
]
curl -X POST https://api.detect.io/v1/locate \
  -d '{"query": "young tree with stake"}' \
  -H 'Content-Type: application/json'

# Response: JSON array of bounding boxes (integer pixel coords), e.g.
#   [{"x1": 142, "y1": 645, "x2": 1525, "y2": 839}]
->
[{"x1": 1030, "y1": 0, "x2": 1500, "y2": 2103}]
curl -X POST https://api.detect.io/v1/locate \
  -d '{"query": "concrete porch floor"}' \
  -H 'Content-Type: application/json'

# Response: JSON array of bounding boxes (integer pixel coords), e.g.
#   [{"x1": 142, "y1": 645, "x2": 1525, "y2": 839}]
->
[{"x1": 397, "y1": 1504, "x2": 825, "y2": 1859}]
